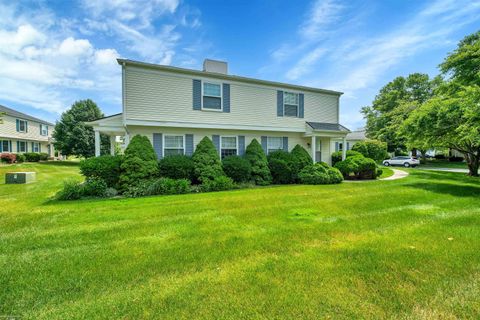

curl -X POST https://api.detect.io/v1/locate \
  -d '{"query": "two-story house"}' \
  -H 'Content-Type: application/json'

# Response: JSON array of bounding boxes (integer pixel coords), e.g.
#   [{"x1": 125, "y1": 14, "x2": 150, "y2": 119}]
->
[
  {"x1": 0, "y1": 105, "x2": 55, "y2": 156},
  {"x1": 88, "y1": 59, "x2": 350, "y2": 165}
]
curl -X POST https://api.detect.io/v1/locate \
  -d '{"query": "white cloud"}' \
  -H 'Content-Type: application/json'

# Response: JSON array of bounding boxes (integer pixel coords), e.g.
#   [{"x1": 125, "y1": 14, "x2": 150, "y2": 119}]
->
[
  {"x1": 285, "y1": 47, "x2": 327, "y2": 80},
  {"x1": 300, "y1": 0, "x2": 344, "y2": 40}
]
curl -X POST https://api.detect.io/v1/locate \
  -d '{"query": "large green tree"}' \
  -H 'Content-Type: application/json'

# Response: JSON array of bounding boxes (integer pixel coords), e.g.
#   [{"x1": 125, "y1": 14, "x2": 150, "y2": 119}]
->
[
  {"x1": 362, "y1": 73, "x2": 442, "y2": 152},
  {"x1": 53, "y1": 99, "x2": 110, "y2": 157}
]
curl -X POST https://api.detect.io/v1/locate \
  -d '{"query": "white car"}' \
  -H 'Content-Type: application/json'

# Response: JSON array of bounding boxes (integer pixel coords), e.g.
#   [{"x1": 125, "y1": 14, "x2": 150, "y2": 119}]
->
[{"x1": 383, "y1": 156, "x2": 420, "y2": 168}]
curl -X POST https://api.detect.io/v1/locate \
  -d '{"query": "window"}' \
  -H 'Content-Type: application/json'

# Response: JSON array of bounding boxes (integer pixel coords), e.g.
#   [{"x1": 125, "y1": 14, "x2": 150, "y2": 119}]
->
[
  {"x1": 267, "y1": 137, "x2": 283, "y2": 154},
  {"x1": 40, "y1": 124, "x2": 48, "y2": 136},
  {"x1": 220, "y1": 136, "x2": 237, "y2": 159},
  {"x1": 1, "y1": 140, "x2": 10, "y2": 152},
  {"x1": 18, "y1": 141, "x2": 27, "y2": 153},
  {"x1": 164, "y1": 135, "x2": 184, "y2": 156},
  {"x1": 202, "y1": 82, "x2": 222, "y2": 110},
  {"x1": 283, "y1": 92, "x2": 299, "y2": 117},
  {"x1": 32, "y1": 142, "x2": 40, "y2": 152},
  {"x1": 17, "y1": 119, "x2": 27, "y2": 132}
]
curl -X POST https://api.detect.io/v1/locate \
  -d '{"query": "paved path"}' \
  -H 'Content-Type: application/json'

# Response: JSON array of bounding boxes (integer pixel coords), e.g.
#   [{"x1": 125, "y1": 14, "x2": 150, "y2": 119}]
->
[
  {"x1": 380, "y1": 169, "x2": 409, "y2": 181},
  {"x1": 420, "y1": 167, "x2": 469, "y2": 173}
]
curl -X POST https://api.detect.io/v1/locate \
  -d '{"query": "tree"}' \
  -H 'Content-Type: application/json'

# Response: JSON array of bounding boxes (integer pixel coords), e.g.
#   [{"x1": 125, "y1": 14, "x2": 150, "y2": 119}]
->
[
  {"x1": 53, "y1": 99, "x2": 110, "y2": 157},
  {"x1": 362, "y1": 73, "x2": 442, "y2": 152},
  {"x1": 192, "y1": 137, "x2": 224, "y2": 183},
  {"x1": 245, "y1": 139, "x2": 271, "y2": 185},
  {"x1": 351, "y1": 140, "x2": 388, "y2": 162},
  {"x1": 403, "y1": 85, "x2": 480, "y2": 176}
]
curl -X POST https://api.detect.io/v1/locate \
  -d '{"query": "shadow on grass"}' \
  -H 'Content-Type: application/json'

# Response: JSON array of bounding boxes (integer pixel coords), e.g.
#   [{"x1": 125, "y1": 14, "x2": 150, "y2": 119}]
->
[
  {"x1": 39, "y1": 161, "x2": 80, "y2": 166},
  {"x1": 405, "y1": 182, "x2": 480, "y2": 198}
]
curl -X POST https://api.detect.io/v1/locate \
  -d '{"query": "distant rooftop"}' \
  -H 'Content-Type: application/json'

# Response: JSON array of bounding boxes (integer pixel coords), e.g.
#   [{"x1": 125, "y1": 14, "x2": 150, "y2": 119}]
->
[
  {"x1": 346, "y1": 129, "x2": 366, "y2": 140},
  {"x1": 0, "y1": 104, "x2": 54, "y2": 126}
]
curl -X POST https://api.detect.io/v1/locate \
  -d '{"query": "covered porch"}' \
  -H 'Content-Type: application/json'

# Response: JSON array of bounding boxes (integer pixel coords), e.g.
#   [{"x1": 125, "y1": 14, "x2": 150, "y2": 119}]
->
[
  {"x1": 86, "y1": 114, "x2": 126, "y2": 156},
  {"x1": 304, "y1": 122, "x2": 350, "y2": 165}
]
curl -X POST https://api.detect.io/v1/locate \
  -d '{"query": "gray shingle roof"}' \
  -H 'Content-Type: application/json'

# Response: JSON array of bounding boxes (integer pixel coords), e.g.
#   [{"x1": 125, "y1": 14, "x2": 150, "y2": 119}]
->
[
  {"x1": 346, "y1": 130, "x2": 366, "y2": 140},
  {"x1": 0, "y1": 104, "x2": 54, "y2": 126},
  {"x1": 306, "y1": 122, "x2": 350, "y2": 132}
]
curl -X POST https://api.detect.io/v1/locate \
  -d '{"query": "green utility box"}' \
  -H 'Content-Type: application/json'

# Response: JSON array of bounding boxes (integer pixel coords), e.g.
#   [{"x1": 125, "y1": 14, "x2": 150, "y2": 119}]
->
[{"x1": 5, "y1": 172, "x2": 36, "y2": 184}]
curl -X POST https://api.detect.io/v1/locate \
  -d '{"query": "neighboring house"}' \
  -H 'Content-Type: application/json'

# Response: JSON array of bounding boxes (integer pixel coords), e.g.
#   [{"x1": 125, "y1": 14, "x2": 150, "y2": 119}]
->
[
  {"x1": 331, "y1": 129, "x2": 366, "y2": 152},
  {"x1": 0, "y1": 105, "x2": 55, "y2": 156},
  {"x1": 88, "y1": 59, "x2": 350, "y2": 165}
]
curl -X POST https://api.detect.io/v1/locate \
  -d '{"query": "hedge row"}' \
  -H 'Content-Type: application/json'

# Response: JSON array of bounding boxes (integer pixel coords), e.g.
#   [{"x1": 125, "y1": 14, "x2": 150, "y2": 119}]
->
[{"x1": 0, "y1": 152, "x2": 49, "y2": 164}]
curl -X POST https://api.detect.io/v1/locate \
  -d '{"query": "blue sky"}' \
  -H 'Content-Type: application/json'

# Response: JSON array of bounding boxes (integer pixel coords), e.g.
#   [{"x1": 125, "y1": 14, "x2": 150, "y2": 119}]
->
[{"x1": 0, "y1": 0, "x2": 479, "y2": 130}]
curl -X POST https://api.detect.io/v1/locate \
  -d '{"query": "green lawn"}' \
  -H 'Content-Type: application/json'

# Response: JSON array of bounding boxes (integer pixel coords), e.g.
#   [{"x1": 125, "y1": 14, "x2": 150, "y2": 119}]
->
[
  {"x1": 420, "y1": 159, "x2": 467, "y2": 169},
  {"x1": 1, "y1": 163, "x2": 480, "y2": 319}
]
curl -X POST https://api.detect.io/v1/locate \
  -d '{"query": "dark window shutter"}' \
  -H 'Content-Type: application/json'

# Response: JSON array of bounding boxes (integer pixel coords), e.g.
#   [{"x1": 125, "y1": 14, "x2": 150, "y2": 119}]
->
[
  {"x1": 335, "y1": 142, "x2": 339, "y2": 152},
  {"x1": 39, "y1": 143, "x2": 41, "y2": 153},
  {"x1": 25, "y1": 121, "x2": 28, "y2": 133},
  {"x1": 238, "y1": 135, "x2": 245, "y2": 156},
  {"x1": 16, "y1": 119, "x2": 19, "y2": 132},
  {"x1": 0, "y1": 141, "x2": 2, "y2": 152},
  {"x1": 17, "y1": 141, "x2": 19, "y2": 152},
  {"x1": 212, "y1": 135, "x2": 220, "y2": 152},
  {"x1": 9, "y1": 141, "x2": 12, "y2": 152},
  {"x1": 31, "y1": 142, "x2": 34, "y2": 151},
  {"x1": 347, "y1": 142, "x2": 350, "y2": 150},
  {"x1": 299, "y1": 93, "x2": 304, "y2": 118},
  {"x1": 277, "y1": 91, "x2": 284, "y2": 116},
  {"x1": 261, "y1": 136, "x2": 267, "y2": 154},
  {"x1": 193, "y1": 79, "x2": 201, "y2": 110},
  {"x1": 223, "y1": 83, "x2": 230, "y2": 113},
  {"x1": 283, "y1": 137, "x2": 288, "y2": 152},
  {"x1": 153, "y1": 133, "x2": 163, "y2": 159},
  {"x1": 39, "y1": 124, "x2": 42, "y2": 135},
  {"x1": 185, "y1": 134, "x2": 194, "y2": 156}
]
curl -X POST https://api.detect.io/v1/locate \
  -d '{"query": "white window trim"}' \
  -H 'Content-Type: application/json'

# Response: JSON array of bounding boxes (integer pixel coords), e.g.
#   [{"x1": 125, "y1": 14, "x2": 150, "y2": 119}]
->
[
  {"x1": 1, "y1": 140, "x2": 10, "y2": 152},
  {"x1": 220, "y1": 135, "x2": 238, "y2": 158},
  {"x1": 266, "y1": 136, "x2": 284, "y2": 155},
  {"x1": 163, "y1": 134, "x2": 186, "y2": 156},
  {"x1": 17, "y1": 119, "x2": 27, "y2": 133},
  {"x1": 201, "y1": 81, "x2": 223, "y2": 112},
  {"x1": 18, "y1": 140, "x2": 27, "y2": 153},
  {"x1": 32, "y1": 142, "x2": 40, "y2": 152},
  {"x1": 283, "y1": 91, "x2": 299, "y2": 118},
  {"x1": 40, "y1": 124, "x2": 48, "y2": 136}
]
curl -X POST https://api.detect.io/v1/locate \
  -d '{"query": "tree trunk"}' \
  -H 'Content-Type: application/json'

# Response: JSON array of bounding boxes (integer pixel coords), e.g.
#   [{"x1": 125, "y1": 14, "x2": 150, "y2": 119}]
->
[
  {"x1": 464, "y1": 152, "x2": 479, "y2": 177},
  {"x1": 419, "y1": 149, "x2": 427, "y2": 164},
  {"x1": 412, "y1": 148, "x2": 417, "y2": 157}
]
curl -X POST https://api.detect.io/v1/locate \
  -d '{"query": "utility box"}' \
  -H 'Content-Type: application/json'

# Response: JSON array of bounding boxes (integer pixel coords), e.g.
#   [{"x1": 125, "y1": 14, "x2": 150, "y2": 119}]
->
[{"x1": 5, "y1": 172, "x2": 36, "y2": 184}]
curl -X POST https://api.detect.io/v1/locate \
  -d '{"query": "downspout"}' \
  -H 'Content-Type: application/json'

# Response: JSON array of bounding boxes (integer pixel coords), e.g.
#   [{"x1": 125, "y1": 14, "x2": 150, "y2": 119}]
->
[{"x1": 122, "y1": 61, "x2": 130, "y2": 145}]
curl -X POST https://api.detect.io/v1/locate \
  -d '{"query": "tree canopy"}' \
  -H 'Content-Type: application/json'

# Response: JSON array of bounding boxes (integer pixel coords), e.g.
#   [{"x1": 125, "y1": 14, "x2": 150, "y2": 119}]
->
[{"x1": 53, "y1": 99, "x2": 109, "y2": 157}]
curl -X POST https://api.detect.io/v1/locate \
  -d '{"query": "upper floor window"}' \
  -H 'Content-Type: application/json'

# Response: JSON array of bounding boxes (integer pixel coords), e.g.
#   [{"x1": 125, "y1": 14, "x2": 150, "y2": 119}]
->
[
  {"x1": 40, "y1": 124, "x2": 48, "y2": 136},
  {"x1": 17, "y1": 119, "x2": 27, "y2": 132},
  {"x1": 267, "y1": 137, "x2": 283, "y2": 154},
  {"x1": 164, "y1": 135, "x2": 184, "y2": 156},
  {"x1": 283, "y1": 92, "x2": 299, "y2": 117},
  {"x1": 220, "y1": 136, "x2": 237, "y2": 159},
  {"x1": 203, "y1": 82, "x2": 222, "y2": 110}
]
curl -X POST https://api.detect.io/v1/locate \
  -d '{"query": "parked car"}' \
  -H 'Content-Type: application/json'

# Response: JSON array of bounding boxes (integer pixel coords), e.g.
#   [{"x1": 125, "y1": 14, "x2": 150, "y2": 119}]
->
[{"x1": 383, "y1": 156, "x2": 420, "y2": 167}]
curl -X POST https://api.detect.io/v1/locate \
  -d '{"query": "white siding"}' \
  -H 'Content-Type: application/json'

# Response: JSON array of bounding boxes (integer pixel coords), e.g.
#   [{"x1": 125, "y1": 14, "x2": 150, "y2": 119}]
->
[
  {"x1": 124, "y1": 66, "x2": 339, "y2": 130},
  {"x1": 0, "y1": 115, "x2": 52, "y2": 142}
]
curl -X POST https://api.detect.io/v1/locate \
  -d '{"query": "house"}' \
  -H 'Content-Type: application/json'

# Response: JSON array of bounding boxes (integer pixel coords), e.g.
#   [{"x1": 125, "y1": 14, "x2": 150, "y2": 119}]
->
[
  {"x1": 0, "y1": 105, "x2": 55, "y2": 156},
  {"x1": 88, "y1": 59, "x2": 350, "y2": 165},
  {"x1": 331, "y1": 129, "x2": 366, "y2": 152}
]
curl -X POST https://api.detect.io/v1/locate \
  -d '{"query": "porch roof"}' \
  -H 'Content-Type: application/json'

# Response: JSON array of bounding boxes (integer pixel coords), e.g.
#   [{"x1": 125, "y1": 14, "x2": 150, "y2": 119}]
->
[{"x1": 306, "y1": 122, "x2": 350, "y2": 132}]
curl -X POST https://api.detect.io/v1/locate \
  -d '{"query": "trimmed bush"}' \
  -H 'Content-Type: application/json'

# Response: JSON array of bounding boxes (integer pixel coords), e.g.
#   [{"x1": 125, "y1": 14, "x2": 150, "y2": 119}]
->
[
  {"x1": 291, "y1": 144, "x2": 313, "y2": 172},
  {"x1": 331, "y1": 150, "x2": 362, "y2": 166},
  {"x1": 15, "y1": 154, "x2": 25, "y2": 163},
  {"x1": 267, "y1": 150, "x2": 297, "y2": 184},
  {"x1": 334, "y1": 155, "x2": 381, "y2": 180},
  {"x1": 24, "y1": 152, "x2": 41, "y2": 162},
  {"x1": 80, "y1": 155, "x2": 122, "y2": 188},
  {"x1": 119, "y1": 135, "x2": 158, "y2": 190},
  {"x1": 39, "y1": 153, "x2": 49, "y2": 161},
  {"x1": 299, "y1": 163, "x2": 343, "y2": 185},
  {"x1": 56, "y1": 180, "x2": 83, "y2": 200},
  {"x1": 147, "y1": 178, "x2": 191, "y2": 195},
  {"x1": 192, "y1": 136, "x2": 224, "y2": 183},
  {"x1": 158, "y1": 155, "x2": 195, "y2": 180},
  {"x1": 222, "y1": 155, "x2": 252, "y2": 183},
  {"x1": 200, "y1": 176, "x2": 235, "y2": 192},
  {"x1": 82, "y1": 177, "x2": 108, "y2": 197},
  {"x1": 351, "y1": 140, "x2": 388, "y2": 162},
  {"x1": 0, "y1": 153, "x2": 16, "y2": 164},
  {"x1": 245, "y1": 139, "x2": 272, "y2": 185}
]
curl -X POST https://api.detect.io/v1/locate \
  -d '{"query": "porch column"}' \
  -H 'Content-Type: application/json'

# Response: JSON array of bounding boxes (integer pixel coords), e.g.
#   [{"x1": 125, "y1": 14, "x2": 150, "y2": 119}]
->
[
  {"x1": 110, "y1": 135, "x2": 116, "y2": 155},
  {"x1": 312, "y1": 136, "x2": 316, "y2": 163},
  {"x1": 94, "y1": 130, "x2": 100, "y2": 157},
  {"x1": 342, "y1": 136, "x2": 347, "y2": 160}
]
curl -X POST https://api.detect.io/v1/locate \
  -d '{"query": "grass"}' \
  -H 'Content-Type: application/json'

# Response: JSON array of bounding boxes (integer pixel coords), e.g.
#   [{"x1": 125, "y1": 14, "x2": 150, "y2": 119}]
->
[
  {"x1": 421, "y1": 159, "x2": 467, "y2": 169},
  {"x1": 1, "y1": 163, "x2": 480, "y2": 319},
  {"x1": 379, "y1": 167, "x2": 394, "y2": 179}
]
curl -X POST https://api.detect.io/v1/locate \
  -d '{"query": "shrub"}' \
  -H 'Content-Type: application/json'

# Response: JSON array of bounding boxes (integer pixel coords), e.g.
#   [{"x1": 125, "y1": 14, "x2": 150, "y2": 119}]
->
[
  {"x1": 334, "y1": 155, "x2": 380, "y2": 180},
  {"x1": 15, "y1": 154, "x2": 26, "y2": 163},
  {"x1": 298, "y1": 163, "x2": 343, "y2": 184},
  {"x1": 222, "y1": 155, "x2": 252, "y2": 183},
  {"x1": 56, "y1": 180, "x2": 83, "y2": 200},
  {"x1": 449, "y1": 156, "x2": 464, "y2": 162},
  {"x1": 24, "y1": 152, "x2": 41, "y2": 162},
  {"x1": 147, "y1": 178, "x2": 191, "y2": 195},
  {"x1": 82, "y1": 177, "x2": 108, "y2": 197},
  {"x1": 39, "y1": 153, "x2": 49, "y2": 161},
  {"x1": 200, "y1": 176, "x2": 235, "y2": 192},
  {"x1": 331, "y1": 150, "x2": 362, "y2": 166},
  {"x1": 351, "y1": 140, "x2": 388, "y2": 162},
  {"x1": 0, "y1": 153, "x2": 16, "y2": 164},
  {"x1": 245, "y1": 139, "x2": 272, "y2": 185},
  {"x1": 80, "y1": 155, "x2": 123, "y2": 188},
  {"x1": 158, "y1": 155, "x2": 195, "y2": 180},
  {"x1": 119, "y1": 135, "x2": 158, "y2": 190},
  {"x1": 192, "y1": 137, "x2": 224, "y2": 183},
  {"x1": 267, "y1": 150, "x2": 297, "y2": 184},
  {"x1": 291, "y1": 144, "x2": 313, "y2": 171}
]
